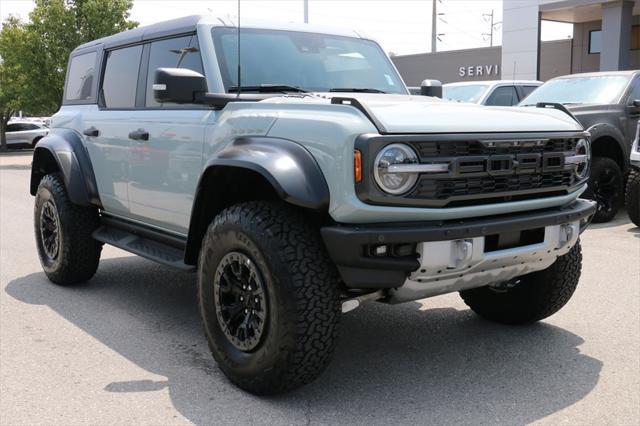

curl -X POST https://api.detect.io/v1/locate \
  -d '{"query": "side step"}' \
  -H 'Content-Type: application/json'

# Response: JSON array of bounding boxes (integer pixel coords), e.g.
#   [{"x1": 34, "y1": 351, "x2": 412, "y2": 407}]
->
[{"x1": 93, "y1": 221, "x2": 195, "y2": 272}]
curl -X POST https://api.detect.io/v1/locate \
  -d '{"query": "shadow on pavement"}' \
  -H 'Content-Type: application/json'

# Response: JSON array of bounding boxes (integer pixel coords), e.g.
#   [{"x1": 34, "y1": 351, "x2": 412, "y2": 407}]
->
[{"x1": 6, "y1": 256, "x2": 602, "y2": 425}]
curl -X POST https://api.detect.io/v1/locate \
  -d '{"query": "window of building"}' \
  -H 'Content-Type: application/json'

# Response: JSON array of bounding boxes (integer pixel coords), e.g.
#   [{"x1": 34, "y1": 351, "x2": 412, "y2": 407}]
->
[
  {"x1": 632, "y1": 25, "x2": 640, "y2": 50},
  {"x1": 102, "y1": 45, "x2": 143, "y2": 108},
  {"x1": 485, "y1": 86, "x2": 518, "y2": 106},
  {"x1": 589, "y1": 30, "x2": 602, "y2": 54},
  {"x1": 65, "y1": 52, "x2": 97, "y2": 101},
  {"x1": 145, "y1": 35, "x2": 204, "y2": 107}
]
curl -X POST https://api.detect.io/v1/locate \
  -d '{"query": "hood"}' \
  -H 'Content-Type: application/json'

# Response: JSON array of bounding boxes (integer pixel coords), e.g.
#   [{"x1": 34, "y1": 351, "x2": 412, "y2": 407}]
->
[{"x1": 264, "y1": 93, "x2": 583, "y2": 133}]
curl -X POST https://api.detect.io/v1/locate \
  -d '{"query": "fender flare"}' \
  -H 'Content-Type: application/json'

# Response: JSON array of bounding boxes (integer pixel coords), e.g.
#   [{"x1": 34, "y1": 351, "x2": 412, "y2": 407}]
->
[
  {"x1": 202, "y1": 136, "x2": 329, "y2": 210},
  {"x1": 30, "y1": 129, "x2": 101, "y2": 207},
  {"x1": 184, "y1": 137, "x2": 330, "y2": 264},
  {"x1": 586, "y1": 123, "x2": 629, "y2": 169}
]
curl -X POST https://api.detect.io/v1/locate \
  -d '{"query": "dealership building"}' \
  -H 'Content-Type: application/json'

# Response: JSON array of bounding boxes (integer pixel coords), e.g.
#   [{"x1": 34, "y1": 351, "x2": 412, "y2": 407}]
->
[{"x1": 392, "y1": 0, "x2": 640, "y2": 85}]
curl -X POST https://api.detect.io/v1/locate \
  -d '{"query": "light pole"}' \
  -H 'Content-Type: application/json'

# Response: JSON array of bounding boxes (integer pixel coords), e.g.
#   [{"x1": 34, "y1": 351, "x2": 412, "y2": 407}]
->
[{"x1": 304, "y1": 0, "x2": 309, "y2": 23}]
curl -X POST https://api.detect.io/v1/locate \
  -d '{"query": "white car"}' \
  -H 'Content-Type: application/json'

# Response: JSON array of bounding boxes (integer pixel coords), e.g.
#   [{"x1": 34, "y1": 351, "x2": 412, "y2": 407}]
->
[
  {"x1": 5, "y1": 121, "x2": 50, "y2": 148},
  {"x1": 443, "y1": 80, "x2": 542, "y2": 106}
]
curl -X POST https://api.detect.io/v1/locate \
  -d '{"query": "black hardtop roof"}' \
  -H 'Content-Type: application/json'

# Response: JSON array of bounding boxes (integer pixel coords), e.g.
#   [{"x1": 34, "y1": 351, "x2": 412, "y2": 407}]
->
[{"x1": 72, "y1": 15, "x2": 203, "y2": 53}]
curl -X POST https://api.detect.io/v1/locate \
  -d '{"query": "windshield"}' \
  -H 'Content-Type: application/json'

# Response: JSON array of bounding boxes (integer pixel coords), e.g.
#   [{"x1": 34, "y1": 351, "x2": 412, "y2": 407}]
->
[
  {"x1": 212, "y1": 28, "x2": 407, "y2": 94},
  {"x1": 442, "y1": 84, "x2": 490, "y2": 103},
  {"x1": 520, "y1": 75, "x2": 631, "y2": 106}
]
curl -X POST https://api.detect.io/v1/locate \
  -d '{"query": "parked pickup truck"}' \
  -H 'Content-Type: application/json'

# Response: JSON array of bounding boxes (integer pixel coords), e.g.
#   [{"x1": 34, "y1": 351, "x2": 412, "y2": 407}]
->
[{"x1": 30, "y1": 16, "x2": 595, "y2": 394}]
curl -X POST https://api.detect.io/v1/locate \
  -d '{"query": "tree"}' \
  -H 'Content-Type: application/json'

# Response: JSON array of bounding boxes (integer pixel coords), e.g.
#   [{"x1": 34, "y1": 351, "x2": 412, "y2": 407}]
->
[{"x1": 0, "y1": 0, "x2": 137, "y2": 150}]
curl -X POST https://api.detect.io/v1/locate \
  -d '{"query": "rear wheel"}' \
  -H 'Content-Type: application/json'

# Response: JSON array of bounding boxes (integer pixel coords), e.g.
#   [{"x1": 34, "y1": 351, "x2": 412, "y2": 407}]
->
[
  {"x1": 197, "y1": 201, "x2": 341, "y2": 394},
  {"x1": 626, "y1": 169, "x2": 640, "y2": 227},
  {"x1": 460, "y1": 242, "x2": 582, "y2": 324},
  {"x1": 583, "y1": 157, "x2": 623, "y2": 223},
  {"x1": 34, "y1": 173, "x2": 102, "y2": 284}
]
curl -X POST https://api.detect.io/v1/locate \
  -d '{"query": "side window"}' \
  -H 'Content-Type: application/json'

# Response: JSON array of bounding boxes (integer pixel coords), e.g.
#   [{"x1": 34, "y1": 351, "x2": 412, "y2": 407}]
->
[
  {"x1": 627, "y1": 77, "x2": 640, "y2": 105},
  {"x1": 6, "y1": 124, "x2": 21, "y2": 132},
  {"x1": 65, "y1": 52, "x2": 97, "y2": 101},
  {"x1": 486, "y1": 86, "x2": 519, "y2": 106},
  {"x1": 520, "y1": 85, "x2": 539, "y2": 99},
  {"x1": 102, "y1": 45, "x2": 143, "y2": 108},
  {"x1": 145, "y1": 35, "x2": 204, "y2": 107},
  {"x1": 23, "y1": 123, "x2": 39, "y2": 130}
]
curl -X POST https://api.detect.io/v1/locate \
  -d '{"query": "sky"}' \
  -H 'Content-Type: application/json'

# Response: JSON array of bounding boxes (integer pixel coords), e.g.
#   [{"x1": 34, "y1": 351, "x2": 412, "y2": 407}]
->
[{"x1": 0, "y1": 0, "x2": 573, "y2": 56}]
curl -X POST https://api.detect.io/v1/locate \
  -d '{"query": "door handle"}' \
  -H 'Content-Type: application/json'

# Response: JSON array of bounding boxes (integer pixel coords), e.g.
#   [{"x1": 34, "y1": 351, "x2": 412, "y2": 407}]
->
[
  {"x1": 83, "y1": 127, "x2": 99, "y2": 137},
  {"x1": 128, "y1": 129, "x2": 149, "y2": 141}
]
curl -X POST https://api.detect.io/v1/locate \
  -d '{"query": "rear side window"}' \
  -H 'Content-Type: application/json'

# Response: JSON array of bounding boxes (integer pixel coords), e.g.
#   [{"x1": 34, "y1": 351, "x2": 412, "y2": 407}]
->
[
  {"x1": 102, "y1": 45, "x2": 143, "y2": 108},
  {"x1": 520, "y1": 85, "x2": 539, "y2": 98},
  {"x1": 486, "y1": 86, "x2": 518, "y2": 106},
  {"x1": 65, "y1": 52, "x2": 97, "y2": 101},
  {"x1": 145, "y1": 35, "x2": 204, "y2": 107}
]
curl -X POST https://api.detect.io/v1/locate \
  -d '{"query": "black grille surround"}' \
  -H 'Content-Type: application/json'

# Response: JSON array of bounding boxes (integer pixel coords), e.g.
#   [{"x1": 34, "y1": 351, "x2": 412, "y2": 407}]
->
[{"x1": 354, "y1": 132, "x2": 590, "y2": 208}]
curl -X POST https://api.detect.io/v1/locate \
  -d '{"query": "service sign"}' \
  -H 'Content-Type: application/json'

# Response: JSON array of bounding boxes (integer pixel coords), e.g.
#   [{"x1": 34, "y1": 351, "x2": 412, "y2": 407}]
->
[{"x1": 458, "y1": 64, "x2": 500, "y2": 78}]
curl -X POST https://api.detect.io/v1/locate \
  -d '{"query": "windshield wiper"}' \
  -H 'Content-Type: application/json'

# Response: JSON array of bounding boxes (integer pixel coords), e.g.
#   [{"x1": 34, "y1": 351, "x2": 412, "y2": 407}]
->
[
  {"x1": 228, "y1": 84, "x2": 308, "y2": 93},
  {"x1": 329, "y1": 88, "x2": 386, "y2": 93}
]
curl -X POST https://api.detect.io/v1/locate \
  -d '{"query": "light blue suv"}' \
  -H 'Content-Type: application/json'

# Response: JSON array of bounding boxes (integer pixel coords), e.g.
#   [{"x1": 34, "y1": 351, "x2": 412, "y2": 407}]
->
[{"x1": 30, "y1": 16, "x2": 596, "y2": 394}]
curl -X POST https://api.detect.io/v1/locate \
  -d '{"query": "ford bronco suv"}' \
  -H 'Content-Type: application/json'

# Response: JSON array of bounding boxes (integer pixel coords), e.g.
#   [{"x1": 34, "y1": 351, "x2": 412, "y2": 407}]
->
[{"x1": 31, "y1": 16, "x2": 595, "y2": 394}]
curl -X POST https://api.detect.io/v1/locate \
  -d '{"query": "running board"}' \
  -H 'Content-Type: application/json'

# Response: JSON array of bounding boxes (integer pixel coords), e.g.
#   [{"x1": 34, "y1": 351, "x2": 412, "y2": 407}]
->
[{"x1": 93, "y1": 223, "x2": 195, "y2": 271}]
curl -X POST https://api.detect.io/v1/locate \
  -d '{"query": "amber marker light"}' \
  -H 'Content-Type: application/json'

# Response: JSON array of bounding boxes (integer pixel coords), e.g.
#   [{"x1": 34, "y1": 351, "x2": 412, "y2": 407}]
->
[{"x1": 354, "y1": 150, "x2": 362, "y2": 183}]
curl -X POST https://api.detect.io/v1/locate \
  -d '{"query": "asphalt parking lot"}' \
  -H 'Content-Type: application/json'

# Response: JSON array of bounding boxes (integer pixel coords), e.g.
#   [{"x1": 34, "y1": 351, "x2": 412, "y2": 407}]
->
[{"x1": 1, "y1": 151, "x2": 639, "y2": 425}]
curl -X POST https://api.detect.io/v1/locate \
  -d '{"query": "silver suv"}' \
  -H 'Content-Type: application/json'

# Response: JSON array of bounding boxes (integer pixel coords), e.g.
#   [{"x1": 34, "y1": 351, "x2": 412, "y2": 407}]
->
[{"x1": 30, "y1": 16, "x2": 595, "y2": 394}]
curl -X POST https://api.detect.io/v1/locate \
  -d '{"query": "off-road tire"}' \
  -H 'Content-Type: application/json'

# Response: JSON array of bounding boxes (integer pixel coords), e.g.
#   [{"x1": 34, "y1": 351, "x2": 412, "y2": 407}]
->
[
  {"x1": 197, "y1": 201, "x2": 341, "y2": 394},
  {"x1": 625, "y1": 169, "x2": 640, "y2": 227},
  {"x1": 583, "y1": 157, "x2": 623, "y2": 223},
  {"x1": 460, "y1": 241, "x2": 582, "y2": 324},
  {"x1": 34, "y1": 173, "x2": 102, "y2": 284}
]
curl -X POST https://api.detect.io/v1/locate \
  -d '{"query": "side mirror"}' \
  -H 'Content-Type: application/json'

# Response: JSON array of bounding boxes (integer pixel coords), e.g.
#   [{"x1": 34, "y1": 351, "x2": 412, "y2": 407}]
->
[
  {"x1": 633, "y1": 99, "x2": 640, "y2": 107},
  {"x1": 153, "y1": 67, "x2": 207, "y2": 104},
  {"x1": 420, "y1": 79, "x2": 443, "y2": 98}
]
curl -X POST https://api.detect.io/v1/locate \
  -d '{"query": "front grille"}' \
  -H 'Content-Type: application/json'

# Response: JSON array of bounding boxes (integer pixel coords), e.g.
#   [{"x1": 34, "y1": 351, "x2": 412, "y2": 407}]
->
[
  {"x1": 405, "y1": 137, "x2": 580, "y2": 206},
  {"x1": 410, "y1": 138, "x2": 578, "y2": 159}
]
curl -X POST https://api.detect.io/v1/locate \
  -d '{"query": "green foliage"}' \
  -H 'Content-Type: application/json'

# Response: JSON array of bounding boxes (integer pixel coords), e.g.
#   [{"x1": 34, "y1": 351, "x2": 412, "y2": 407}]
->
[{"x1": 0, "y1": 0, "x2": 137, "y2": 149}]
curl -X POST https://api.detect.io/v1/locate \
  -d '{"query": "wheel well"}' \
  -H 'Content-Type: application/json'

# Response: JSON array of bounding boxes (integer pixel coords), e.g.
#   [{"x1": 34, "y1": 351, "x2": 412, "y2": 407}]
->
[
  {"x1": 184, "y1": 166, "x2": 280, "y2": 264},
  {"x1": 32, "y1": 136, "x2": 44, "y2": 145},
  {"x1": 591, "y1": 136, "x2": 624, "y2": 168},
  {"x1": 30, "y1": 148, "x2": 60, "y2": 195}
]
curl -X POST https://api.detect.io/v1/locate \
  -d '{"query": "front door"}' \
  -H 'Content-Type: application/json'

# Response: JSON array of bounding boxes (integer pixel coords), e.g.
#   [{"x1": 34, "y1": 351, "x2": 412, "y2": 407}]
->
[{"x1": 125, "y1": 35, "x2": 210, "y2": 234}]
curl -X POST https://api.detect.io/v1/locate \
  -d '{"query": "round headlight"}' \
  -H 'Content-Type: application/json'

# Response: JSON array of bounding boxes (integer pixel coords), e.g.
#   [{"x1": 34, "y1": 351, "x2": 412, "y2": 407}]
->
[
  {"x1": 575, "y1": 138, "x2": 590, "y2": 179},
  {"x1": 374, "y1": 144, "x2": 419, "y2": 195}
]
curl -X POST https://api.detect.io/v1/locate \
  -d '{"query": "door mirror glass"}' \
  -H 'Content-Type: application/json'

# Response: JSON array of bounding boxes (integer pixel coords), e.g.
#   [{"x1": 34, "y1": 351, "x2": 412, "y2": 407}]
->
[{"x1": 153, "y1": 68, "x2": 207, "y2": 104}]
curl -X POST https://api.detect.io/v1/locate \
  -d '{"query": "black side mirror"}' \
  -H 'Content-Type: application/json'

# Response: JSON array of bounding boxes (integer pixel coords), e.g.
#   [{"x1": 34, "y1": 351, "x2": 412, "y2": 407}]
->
[
  {"x1": 153, "y1": 67, "x2": 207, "y2": 104},
  {"x1": 420, "y1": 79, "x2": 443, "y2": 98},
  {"x1": 633, "y1": 99, "x2": 640, "y2": 107}
]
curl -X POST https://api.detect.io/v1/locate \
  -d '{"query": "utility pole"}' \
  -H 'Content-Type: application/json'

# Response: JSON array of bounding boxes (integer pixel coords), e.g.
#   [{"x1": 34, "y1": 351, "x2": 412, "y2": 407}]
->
[
  {"x1": 431, "y1": 0, "x2": 437, "y2": 52},
  {"x1": 482, "y1": 9, "x2": 502, "y2": 47},
  {"x1": 303, "y1": 0, "x2": 309, "y2": 24}
]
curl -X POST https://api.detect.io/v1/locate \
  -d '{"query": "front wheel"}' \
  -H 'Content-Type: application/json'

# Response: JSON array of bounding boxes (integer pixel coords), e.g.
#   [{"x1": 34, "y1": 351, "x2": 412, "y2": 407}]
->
[
  {"x1": 625, "y1": 169, "x2": 640, "y2": 227},
  {"x1": 460, "y1": 242, "x2": 582, "y2": 324},
  {"x1": 583, "y1": 157, "x2": 623, "y2": 223},
  {"x1": 197, "y1": 201, "x2": 341, "y2": 394}
]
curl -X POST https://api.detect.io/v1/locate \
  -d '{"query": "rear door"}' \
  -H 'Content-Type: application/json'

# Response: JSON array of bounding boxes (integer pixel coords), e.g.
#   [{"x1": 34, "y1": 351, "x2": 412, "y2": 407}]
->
[
  {"x1": 83, "y1": 45, "x2": 143, "y2": 217},
  {"x1": 125, "y1": 34, "x2": 211, "y2": 234},
  {"x1": 623, "y1": 75, "x2": 640, "y2": 145}
]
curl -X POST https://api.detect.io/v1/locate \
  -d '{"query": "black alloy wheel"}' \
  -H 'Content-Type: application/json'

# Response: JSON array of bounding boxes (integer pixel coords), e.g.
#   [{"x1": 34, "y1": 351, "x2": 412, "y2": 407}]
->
[
  {"x1": 213, "y1": 251, "x2": 268, "y2": 352},
  {"x1": 39, "y1": 200, "x2": 60, "y2": 261},
  {"x1": 584, "y1": 157, "x2": 622, "y2": 223}
]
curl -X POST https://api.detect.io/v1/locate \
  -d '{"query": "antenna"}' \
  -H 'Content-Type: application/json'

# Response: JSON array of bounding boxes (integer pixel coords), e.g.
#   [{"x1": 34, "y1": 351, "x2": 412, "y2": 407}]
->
[{"x1": 236, "y1": 0, "x2": 241, "y2": 97}]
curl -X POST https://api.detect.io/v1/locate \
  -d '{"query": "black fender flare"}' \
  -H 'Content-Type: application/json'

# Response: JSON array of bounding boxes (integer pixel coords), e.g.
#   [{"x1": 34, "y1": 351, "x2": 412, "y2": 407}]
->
[
  {"x1": 202, "y1": 136, "x2": 329, "y2": 210},
  {"x1": 586, "y1": 123, "x2": 629, "y2": 170},
  {"x1": 30, "y1": 129, "x2": 101, "y2": 207},
  {"x1": 184, "y1": 137, "x2": 330, "y2": 264}
]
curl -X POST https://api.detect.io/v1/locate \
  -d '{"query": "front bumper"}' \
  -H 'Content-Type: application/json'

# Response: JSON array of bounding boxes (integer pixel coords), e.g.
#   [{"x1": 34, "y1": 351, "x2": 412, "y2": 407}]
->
[{"x1": 321, "y1": 199, "x2": 596, "y2": 292}]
